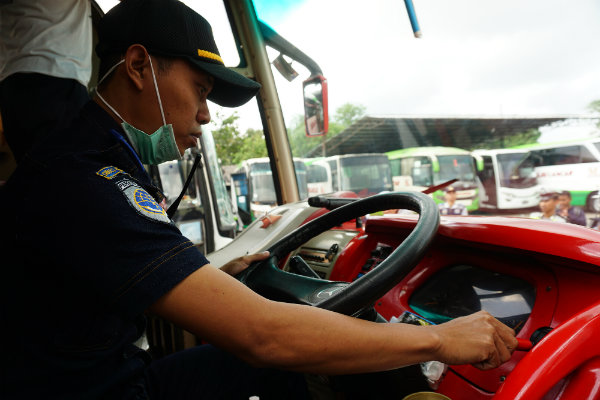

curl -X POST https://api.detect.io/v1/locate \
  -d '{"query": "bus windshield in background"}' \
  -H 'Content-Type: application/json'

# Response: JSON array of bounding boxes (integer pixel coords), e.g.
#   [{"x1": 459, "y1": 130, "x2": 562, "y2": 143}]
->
[
  {"x1": 435, "y1": 155, "x2": 475, "y2": 184},
  {"x1": 250, "y1": 161, "x2": 308, "y2": 204},
  {"x1": 497, "y1": 153, "x2": 537, "y2": 189},
  {"x1": 249, "y1": 163, "x2": 276, "y2": 204},
  {"x1": 294, "y1": 160, "x2": 309, "y2": 199},
  {"x1": 340, "y1": 155, "x2": 392, "y2": 194},
  {"x1": 202, "y1": 131, "x2": 236, "y2": 229}
]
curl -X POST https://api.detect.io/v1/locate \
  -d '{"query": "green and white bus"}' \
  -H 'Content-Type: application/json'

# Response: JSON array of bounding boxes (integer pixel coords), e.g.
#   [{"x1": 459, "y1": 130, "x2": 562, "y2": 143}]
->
[
  {"x1": 513, "y1": 138, "x2": 600, "y2": 212},
  {"x1": 387, "y1": 146, "x2": 480, "y2": 211},
  {"x1": 471, "y1": 149, "x2": 543, "y2": 211}
]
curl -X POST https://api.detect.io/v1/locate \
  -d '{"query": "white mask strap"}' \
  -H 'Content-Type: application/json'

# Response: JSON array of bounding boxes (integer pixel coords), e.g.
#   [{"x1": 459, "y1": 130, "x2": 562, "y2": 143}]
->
[
  {"x1": 97, "y1": 59, "x2": 125, "y2": 87},
  {"x1": 95, "y1": 56, "x2": 167, "y2": 127},
  {"x1": 148, "y1": 56, "x2": 167, "y2": 126}
]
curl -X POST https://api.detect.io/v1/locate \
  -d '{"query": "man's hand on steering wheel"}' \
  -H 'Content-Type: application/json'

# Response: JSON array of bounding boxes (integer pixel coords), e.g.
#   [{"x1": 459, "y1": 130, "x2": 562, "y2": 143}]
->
[{"x1": 220, "y1": 251, "x2": 271, "y2": 276}]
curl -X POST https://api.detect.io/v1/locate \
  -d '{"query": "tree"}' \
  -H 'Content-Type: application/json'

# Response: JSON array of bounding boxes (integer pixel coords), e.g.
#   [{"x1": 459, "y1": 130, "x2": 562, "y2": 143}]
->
[
  {"x1": 287, "y1": 102, "x2": 367, "y2": 157},
  {"x1": 238, "y1": 128, "x2": 268, "y2": 162},
  {"x1": 333, "y1": 103, "x2": 366, "y2": 128},
  {"x1": 588, "y1": 100, "x2": 600, "y2": 129},
  {"x1": 588, "y1": 100, "x2": 600, "y2": 114},
  {"x1": 211, "y1": 111, "x2": 268, "y2": 165}
]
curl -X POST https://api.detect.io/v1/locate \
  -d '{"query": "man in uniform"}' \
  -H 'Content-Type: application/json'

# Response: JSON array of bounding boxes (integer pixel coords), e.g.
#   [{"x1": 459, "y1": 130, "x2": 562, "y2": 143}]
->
[
  {"x1": 529, "y1": 191, "x2": 567, "y2": 222},
  {"x1": 438, "y1": 186, "x2": 468, "y2": 215},
  {"x1": 0, "y1": 1, "x2": 517, "y2": 399},
  {"x1": 556, "y1": 190, "x2": 587, "y2": 226}
]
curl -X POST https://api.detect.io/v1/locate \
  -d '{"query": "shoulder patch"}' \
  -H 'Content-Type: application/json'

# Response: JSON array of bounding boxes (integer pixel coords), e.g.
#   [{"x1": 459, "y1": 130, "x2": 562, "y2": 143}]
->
[
  {"x1": 97, "y1": 166, "x2": 123, "y2": 180},
  {"x1": 114, "y1": 176, "x2": 171, "y2": 224}
]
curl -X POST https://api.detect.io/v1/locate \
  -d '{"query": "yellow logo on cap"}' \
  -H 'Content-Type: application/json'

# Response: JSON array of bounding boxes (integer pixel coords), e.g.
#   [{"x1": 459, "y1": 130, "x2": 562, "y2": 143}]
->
[{"x1": 197, "y1": 49, "x2": 223, "y2": 64}]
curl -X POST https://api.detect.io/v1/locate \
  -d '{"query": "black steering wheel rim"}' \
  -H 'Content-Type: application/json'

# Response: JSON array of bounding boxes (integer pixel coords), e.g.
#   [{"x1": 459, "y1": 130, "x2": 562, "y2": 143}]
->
[{"x1": 237, "y1": 192, "x2": 440, "y2": 316}]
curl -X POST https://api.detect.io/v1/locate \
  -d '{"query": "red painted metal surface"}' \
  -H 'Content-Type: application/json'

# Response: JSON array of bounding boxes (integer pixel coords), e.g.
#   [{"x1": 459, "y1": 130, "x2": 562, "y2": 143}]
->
[
  {"x1": 558, "y1": 358, "x2": 600, "y2": 400},
  {"x1": 495, "y1": 302, "x2": 600, "y2": 399},
  {"x1": 365, "y1": 214, "x2": 600, "y2": 265}
]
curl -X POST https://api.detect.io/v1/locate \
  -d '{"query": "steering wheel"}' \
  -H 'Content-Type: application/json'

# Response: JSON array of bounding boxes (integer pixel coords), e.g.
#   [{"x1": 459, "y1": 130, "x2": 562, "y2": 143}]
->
[{"x1": 237, "y1": 192, "x2": 440, "y2": 316}]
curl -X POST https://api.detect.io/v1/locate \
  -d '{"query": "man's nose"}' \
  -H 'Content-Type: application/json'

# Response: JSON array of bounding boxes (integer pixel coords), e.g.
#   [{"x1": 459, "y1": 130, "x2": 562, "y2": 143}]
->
[{"x1": 197, "y1": 102, "x2": 211, "y2": 125}]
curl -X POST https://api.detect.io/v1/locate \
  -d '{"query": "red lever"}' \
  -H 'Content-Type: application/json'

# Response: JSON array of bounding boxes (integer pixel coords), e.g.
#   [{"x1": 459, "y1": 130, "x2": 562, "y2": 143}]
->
[{"x1": 516, "y1": 338, "x2": 533, "y2": 351}]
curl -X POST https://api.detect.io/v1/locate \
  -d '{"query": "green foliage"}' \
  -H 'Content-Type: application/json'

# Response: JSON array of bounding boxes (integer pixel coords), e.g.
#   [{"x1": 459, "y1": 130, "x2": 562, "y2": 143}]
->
[
  {"x1": 588, "y1": 100, "x2": 600, "y2": 114},
  {"x1": 212, "y1": 102, "x2": 366, "y2": 162},
  {"x1": 333, "y1": 103, "x2": 366, "y2": 128},
  {"x1": 589, "y1": 100, "x2": 600, "y2": 129},
  {"x1": 287, "y1": 102, "x2": 366, "y2": 157},
  {"x1": 211, "y1": 111, "x2": 267, "y2": 165}
]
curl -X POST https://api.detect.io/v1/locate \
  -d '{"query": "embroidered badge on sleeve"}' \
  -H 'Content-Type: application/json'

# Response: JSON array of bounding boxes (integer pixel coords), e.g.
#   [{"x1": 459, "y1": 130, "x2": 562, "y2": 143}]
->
[
  {"x1": 113, "y1": 175, "x2": 171, "y2": 224},
  {"x1": 96, "y1": 166, "x2": 123, "y2": 180}
]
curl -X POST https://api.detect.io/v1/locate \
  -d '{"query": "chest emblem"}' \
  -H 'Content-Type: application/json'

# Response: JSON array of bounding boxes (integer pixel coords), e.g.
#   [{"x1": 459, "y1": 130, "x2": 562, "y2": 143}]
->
[{"x1": 96, "y1": 166, "x2": 123, "y2": 180}]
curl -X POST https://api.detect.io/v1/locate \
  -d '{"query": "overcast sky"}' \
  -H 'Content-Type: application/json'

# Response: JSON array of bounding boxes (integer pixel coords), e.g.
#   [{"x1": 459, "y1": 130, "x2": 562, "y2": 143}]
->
[{"x1": 98, "y1": 0, "x2": 600, "y2": 142}]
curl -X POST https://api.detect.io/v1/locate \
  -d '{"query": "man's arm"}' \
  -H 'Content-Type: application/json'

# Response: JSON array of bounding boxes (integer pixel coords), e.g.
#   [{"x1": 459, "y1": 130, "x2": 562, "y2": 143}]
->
[{"x1": 149, "y1": 264, "x2": 517, "y2": 375}]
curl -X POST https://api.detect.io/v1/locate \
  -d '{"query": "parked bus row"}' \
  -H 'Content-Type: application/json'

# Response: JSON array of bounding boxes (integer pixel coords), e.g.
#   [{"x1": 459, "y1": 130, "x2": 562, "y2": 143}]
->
[{"x1": 226, "y1": 137, "x2": 600, "y2": 225}]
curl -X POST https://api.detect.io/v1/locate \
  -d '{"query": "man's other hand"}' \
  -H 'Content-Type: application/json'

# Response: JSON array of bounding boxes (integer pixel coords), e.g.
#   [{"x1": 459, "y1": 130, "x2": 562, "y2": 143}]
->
[{"x1": 219, "y1": 251, "x2": 270, "y2": 276}]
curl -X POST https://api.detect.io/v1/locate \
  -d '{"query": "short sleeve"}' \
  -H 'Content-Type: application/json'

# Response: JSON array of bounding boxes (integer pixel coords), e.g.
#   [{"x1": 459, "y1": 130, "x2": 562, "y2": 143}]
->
[{"x1": 35, "y1": 161, "x2": 209, "y2": 318}]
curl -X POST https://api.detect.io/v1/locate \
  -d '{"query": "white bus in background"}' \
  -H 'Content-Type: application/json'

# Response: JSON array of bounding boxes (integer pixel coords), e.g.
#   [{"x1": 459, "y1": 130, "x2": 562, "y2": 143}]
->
[
  {"x1": 305, "y1": 154, "x2": 393, "y2": 197},
  {"x1": 514, "y1": 138, "x2": 600, "y2": 212},
  {"x1": 231, "y1": 157, "x2": 308, "y2": 222},
  {"x1": 472, "y1": 149, "x2": 543, "y2": 211},
  {"x1": 386, "y1": 147, "x2": 481, "y2": 212}
]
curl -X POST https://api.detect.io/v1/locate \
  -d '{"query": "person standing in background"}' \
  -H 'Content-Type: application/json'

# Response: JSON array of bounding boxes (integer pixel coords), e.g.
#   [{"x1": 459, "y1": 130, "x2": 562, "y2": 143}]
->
[
  {"x1": 530, "y1": 191, "x2": 566, "y2": 222},
  {"x1": 0, "y1": 0, "x2": 92, "y2": 163},
  {"x1": 438, "y1": 186, "x2": 468, "y2": 215},
  {"x1": 556, "y1": 190, "x2": 587, "y2": 226}
]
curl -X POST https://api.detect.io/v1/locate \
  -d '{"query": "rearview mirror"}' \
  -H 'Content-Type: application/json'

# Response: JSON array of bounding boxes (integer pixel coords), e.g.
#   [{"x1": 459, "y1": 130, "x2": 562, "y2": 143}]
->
[{"x1": 303, "y1": 75, "x2": 328, "y2": 137}]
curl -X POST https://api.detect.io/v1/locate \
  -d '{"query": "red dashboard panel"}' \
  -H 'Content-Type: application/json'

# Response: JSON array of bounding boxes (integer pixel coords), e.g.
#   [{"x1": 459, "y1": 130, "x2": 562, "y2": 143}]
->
[{"x1": 328, "y1": 214, "x2": 600, "y2": 399}]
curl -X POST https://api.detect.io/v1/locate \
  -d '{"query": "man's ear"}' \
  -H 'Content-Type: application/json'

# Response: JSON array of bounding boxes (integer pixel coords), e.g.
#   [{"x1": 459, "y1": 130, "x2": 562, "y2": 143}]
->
[{"x1": 123, "y1": 44, "x2": 151, "y2": 91}]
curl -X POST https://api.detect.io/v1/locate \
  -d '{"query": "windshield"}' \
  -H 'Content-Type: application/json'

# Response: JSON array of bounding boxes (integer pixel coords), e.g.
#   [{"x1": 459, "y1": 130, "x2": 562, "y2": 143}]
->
[
  {"x1": 249, "y1": 163, "x2": 276, "y2": 204},
  {"x1": 250, "y1": 161, "x2": 308, "y2": 203},
  {"x1": 340, "y1": 155, "x2": 393, "y2": 194},
  {"x1": 92, "y1": 0, "x2": 600, "y2": 221},
  {"x1": 497, "y1": 153, "x2": 537, "y2": 189},
  {"x1": 435, "y1": 155, "x2": 475, "y2": 184}
]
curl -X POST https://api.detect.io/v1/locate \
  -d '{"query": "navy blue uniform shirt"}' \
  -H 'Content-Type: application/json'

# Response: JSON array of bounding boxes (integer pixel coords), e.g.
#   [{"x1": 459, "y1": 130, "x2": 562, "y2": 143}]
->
[{"x1": 0, "y1": 101, "x2": 209, "y2": 399}]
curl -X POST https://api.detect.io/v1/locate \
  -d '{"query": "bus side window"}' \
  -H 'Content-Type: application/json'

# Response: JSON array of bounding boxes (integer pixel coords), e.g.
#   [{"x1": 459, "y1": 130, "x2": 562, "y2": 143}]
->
[{"x1": 545, "y1": 146, "x2": 579, "y2": 165}]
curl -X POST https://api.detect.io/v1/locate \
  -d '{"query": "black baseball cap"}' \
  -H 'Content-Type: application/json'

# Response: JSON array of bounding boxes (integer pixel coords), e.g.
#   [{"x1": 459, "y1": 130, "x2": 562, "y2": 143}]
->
[{"x1": 96, "y1": 0, "x2": 261, "y2": 107}]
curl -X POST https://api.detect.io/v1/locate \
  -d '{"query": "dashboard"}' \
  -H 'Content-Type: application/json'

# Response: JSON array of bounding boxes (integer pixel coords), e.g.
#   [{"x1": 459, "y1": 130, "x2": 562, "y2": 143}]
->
[{"x1": 279, "y1": 212, "x2": 600, "y2": 397}]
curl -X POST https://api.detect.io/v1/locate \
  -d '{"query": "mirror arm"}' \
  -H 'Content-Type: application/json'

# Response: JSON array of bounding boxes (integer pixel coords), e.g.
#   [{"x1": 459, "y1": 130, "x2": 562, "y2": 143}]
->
[{"x1": 258, "y1": 20, "x2": 323, "y2": 76}]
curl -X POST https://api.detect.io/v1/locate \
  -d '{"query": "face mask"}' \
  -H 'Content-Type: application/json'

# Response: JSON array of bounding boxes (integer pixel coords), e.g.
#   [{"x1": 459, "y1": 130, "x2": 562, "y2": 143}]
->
[{"x1": 96, "y1": 58, "x2": 182, "y2": 165}]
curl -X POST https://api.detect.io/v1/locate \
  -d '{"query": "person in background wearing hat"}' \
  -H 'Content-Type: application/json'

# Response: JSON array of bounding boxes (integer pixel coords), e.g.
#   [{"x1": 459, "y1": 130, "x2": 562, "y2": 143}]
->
[
  {"x1": 556, "y1": 190, "x2": 587, "y2": 226},
  {"x1": 529, "y1": 192, "x2": 567, "y2": 222},
  {"x1": 0, "y1": 1, "x2": 517, "y2": 399},
  {"x1": 438, "y1": 186, "x2": 468, "y2": 216}
]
